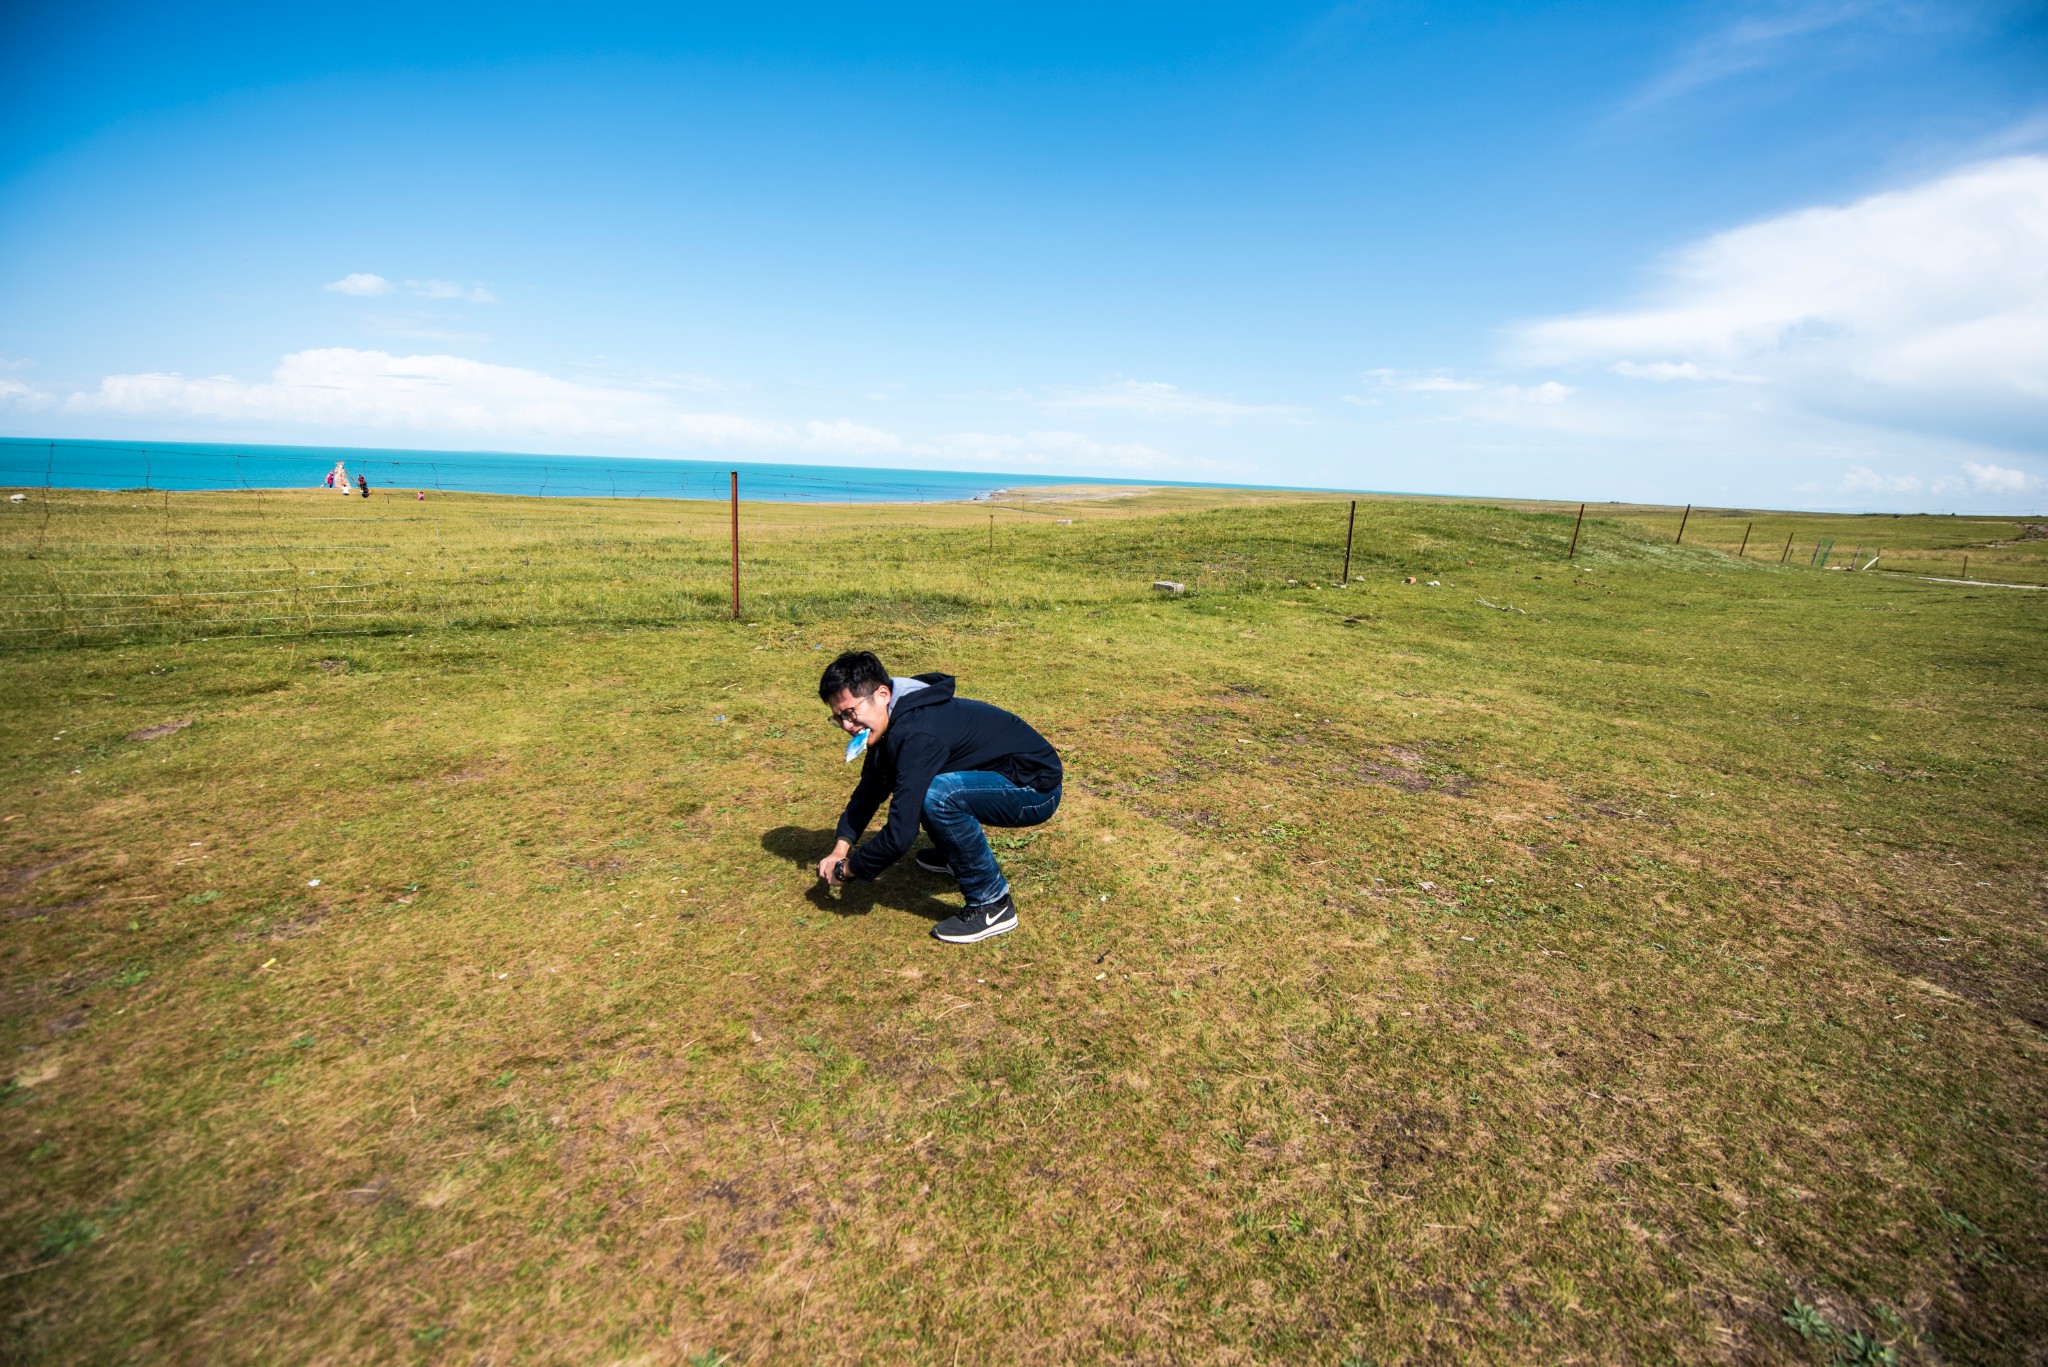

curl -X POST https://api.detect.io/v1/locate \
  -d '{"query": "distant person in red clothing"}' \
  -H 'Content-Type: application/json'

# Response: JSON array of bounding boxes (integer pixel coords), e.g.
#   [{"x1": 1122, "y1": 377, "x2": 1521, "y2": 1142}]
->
[{"x1": 356, "y1": 474, "x2": 371, "y2": 498}]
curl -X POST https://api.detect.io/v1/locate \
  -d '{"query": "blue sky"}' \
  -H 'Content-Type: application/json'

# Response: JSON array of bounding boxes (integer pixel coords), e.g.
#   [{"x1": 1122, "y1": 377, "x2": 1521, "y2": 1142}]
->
[{"x1": 2, "y1": 1, "x2": 2044, "y2": 510}]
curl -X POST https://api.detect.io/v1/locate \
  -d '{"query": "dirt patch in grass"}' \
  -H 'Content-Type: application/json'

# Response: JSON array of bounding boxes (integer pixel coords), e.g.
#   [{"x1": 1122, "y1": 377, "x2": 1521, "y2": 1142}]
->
[
  {"x1": 42, "y1": 1007, "x2": 88, "y2": 1036},
  {"x1": 124, "y1": 718, "x2": 194, "y2": 741},
  {"x1": 1863, "y1": 936, "x2": 2048, "y2": 1034},
  {"x1": 263, "y1": 913, "x2": 325, "y2": 941},
  {"x1": 1352, "y1": 744, "x2": 1476, "y2": 796},
  {"x1": 1, "y1": 853, "x2": 88, "y2": 895},
  {"x1": 3, "y1": 896, "x2": 99, "y2": 922},
  {"x1": 2, "y1": 490, "x2": 2045, "y2": 1363}
]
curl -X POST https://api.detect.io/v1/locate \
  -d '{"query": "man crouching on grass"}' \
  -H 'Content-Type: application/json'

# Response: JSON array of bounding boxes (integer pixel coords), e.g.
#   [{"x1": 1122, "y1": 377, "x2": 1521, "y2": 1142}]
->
[{"x1": 815, "y1": 650, "x2": 1062, "y2": 943}]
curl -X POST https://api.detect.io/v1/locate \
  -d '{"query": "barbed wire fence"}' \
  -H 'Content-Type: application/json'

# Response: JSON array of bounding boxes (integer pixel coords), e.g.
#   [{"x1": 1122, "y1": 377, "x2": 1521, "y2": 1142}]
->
[
  {"x1": 4, "y1": 441, "x2": 1355, "y2": 649},
  {"x1": 10, "y1": 442, "x2": 2012, "y2": 650}
]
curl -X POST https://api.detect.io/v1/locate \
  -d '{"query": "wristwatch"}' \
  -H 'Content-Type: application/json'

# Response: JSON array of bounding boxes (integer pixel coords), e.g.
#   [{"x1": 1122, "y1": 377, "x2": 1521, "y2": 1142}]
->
[{"x1": 834, "y1": 858, "x2": 850, "y2": 882}]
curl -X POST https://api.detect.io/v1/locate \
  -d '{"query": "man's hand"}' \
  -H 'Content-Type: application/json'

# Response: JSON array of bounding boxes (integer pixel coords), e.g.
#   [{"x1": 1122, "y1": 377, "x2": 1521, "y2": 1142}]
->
[{"x1": 817, "y1": 841, "x2": 853, "y2": 885}]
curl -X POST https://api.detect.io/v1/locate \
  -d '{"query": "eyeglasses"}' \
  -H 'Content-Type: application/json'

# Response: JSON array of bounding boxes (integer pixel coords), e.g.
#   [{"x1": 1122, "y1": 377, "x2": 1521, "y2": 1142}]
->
[{"x1": 827, "y1": 694, "x2": 874, "y2": 727}]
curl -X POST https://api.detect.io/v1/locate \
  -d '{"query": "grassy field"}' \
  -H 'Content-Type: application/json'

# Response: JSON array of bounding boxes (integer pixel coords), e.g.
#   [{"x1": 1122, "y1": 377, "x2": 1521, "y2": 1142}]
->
[
  {"x1": 2, "y1": 486, "x2": 2044, "y2": 1364},
  {"x1": 1543, "y1": 503, "x2": 2048, "y2": 587}
]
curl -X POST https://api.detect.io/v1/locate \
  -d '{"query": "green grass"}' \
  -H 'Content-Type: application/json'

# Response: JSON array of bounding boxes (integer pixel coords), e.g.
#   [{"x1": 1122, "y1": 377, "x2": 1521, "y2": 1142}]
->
[
  {"x1": 1, "y1": 486, "x2": 2043, "y2": 1363},
  {"x1": 1527, "y1": 500, "x2": 2048, "y2": 585}
]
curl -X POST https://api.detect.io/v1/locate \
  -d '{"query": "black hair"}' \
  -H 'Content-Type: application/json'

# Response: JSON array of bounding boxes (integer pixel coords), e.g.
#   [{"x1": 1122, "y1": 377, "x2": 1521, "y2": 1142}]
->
[{"x1": 819, "y1": 650, "x2": 889, "y2": 703}]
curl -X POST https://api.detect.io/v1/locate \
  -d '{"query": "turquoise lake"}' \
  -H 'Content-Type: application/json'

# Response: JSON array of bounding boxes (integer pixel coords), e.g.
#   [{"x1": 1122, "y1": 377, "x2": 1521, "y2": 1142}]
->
[{"x1": 0, "y1": 437, "x2": 1268, "y2": 504}]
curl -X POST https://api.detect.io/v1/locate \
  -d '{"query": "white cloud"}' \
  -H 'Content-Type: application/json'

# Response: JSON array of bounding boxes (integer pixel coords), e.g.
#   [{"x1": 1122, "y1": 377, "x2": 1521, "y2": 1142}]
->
[
  {"x1": 1514, "y1": 156, "x2": 2048, "y2": 437},
  {"x1": 1515, "y1": 150, "x2": 2048, "y2": 481},
  {"x1": 0, "y1": 377, "x2": 53, "y2": 411},
  {"x1": 405, "y1": 279, "x2": 497, "y2": 304},
  {"x1": 1365, "y1": 368, "x2": 1483, "y2": 393},
  {"x1": 1039, "y1": 378, "x2": 1298, "y2": 421},
  {"x1": 66, "y1": 348, "x2": 838, "y2": 451},
  {"x1": 1630, "y1": 1, "x2": 1940, "y2": 110},
  {"x1": 1840, "y1": 464, "x2": 1924, "y2": 494},
  {"x1": 322, "y1": 274, "x2": 495, "y2": 302},
  {"x1": 322, "y1": 273, "x2": 394, "y2": 297},
  {"x1": 1496, "y1": 381, "x2": 1573, "y2": 405},
  {"x1": 797, "y1": 419, "x2": 903, "y2": 455},
  {"x1": 48, "y1": 347, "x2": 1192, "y2": 474},
  {"x1": 1020, "y1": 430, "x2": 1181, "y2": 469},
  {"x1": 933, "y1": 429, "x2": 1178, "y2": 472},
  {"x1": 1364, "y1": 369, "x2": 1577, "y2": 414},
  {"x1": 1965, "y1": 460, "x2": 2035, "y2": 494},
  {"x1": 1612, "y1": 360, "x2": 1764, "y2": 383}
]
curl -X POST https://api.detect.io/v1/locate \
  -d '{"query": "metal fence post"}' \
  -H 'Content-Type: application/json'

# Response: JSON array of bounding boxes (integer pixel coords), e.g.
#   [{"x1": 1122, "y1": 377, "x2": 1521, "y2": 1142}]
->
[{"x1": 1341, "y1": 500, "x2": 1356, "y2": 584}]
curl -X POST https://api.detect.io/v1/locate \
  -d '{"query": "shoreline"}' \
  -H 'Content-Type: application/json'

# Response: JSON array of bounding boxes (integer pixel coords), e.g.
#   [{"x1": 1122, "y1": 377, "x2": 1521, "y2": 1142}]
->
[
  {"x1": 0, "y1": 480, "x2": 1197, "y2": 508},
  {"x1": 0, "y1": 436, "x2": 1292, "y2": 506}
]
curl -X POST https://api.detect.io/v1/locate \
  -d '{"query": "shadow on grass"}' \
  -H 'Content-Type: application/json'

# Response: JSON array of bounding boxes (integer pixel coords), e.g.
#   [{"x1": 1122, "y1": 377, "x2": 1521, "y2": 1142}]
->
[{"x1": 758, "y1": 826, "x2": 957, "y2": 925}]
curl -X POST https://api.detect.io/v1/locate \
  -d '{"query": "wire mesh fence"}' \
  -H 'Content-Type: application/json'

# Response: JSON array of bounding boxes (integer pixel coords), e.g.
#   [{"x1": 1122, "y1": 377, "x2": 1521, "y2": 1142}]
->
[
  {"x1": 10, "y1": 446, "x2": 2026, "y2": 649},
  {"x1": 0, "y1": 472, "x2": 1419, "y2": 649}
]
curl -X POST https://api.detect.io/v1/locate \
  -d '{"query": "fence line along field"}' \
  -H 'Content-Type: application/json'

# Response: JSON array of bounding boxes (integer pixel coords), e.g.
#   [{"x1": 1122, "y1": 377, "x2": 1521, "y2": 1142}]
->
[{"x1": 1, "y1": 485, "x2": 2043, "y2": 1364}]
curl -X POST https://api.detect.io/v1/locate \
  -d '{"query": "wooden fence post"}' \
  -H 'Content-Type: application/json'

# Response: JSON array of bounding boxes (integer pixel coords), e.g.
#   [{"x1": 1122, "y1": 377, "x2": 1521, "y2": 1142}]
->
[
  {"x1": 1737, "y1": 522, "x2": 1751, "y2": 557},
  {"x1": 1341, "y1": 500, "x2": 1356, "y2": 584},
  {"x1": 1780, "y1": 533, "x2": 1794, "y2": 564},
  {"x1": 1568, "y1": 503, "x2": 1585, "y2": 560},
  {"x1": 1674, "y1": 504, "x2": 1691, "y2": 544}
]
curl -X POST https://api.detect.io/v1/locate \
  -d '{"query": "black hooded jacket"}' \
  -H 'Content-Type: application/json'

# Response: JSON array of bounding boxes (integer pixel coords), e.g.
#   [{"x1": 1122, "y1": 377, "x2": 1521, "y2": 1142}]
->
[{"x1": 836, "y1": 674, "x2": 1062, "y2": 879}]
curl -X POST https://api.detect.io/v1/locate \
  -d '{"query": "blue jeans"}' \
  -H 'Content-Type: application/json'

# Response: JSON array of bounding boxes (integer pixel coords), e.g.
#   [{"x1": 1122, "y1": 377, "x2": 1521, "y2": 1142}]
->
[{"x1": 921, "y1": 771, "x2": 1062, "y2": 907}]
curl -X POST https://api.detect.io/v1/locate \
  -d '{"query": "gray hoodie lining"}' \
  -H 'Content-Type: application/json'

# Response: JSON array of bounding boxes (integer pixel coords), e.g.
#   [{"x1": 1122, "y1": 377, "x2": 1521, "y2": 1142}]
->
[{"x1": 887, "y1": 676, "x2": 930, "y2": 715}]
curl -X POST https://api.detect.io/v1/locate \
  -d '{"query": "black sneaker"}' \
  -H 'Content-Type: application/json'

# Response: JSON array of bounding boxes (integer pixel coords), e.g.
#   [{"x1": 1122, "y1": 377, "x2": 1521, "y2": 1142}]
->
[
  {"x1": 932, "y1": 894, "x2": 1017, "y2": 944},
  {"x1": 914, "y1": 847, "x2": 954, "y2": 876}
]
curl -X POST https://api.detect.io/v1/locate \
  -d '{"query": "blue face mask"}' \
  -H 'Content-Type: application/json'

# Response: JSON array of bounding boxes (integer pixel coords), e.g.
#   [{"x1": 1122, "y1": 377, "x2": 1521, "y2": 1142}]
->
[{"x1": 844, "y1": 727, "x2": 870, "y2": 763}]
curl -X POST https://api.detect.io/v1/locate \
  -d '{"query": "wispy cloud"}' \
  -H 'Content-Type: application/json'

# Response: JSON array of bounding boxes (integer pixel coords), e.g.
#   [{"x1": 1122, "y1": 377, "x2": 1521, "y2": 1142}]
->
[
  {"x1": 322, "y1": 274, "x2": 496, "y2": 303},
  {"x1": 1629, "y1": 1, "x2": 1937, "y2": 110},
  {"x1": 48, "y1": 347, "x2": 1194, "y2": 475},
  {"x1": 1841, "y1": 464, "x2": 1925, "y2": 494},
  {"x1": 1466, "y1": 155, "x2": 2047, "y2": 507},
  {"x1": 933, "y1": 429, "x2": 1182, "y2": 472},
  {"x1": 405, "y1": 279, "x2": 497, "y2": 304},
  {"x1": 1363, "y1": 369, "x2": 1574, "y2": 406},
  {"x1": 1612, "y1": 360, "x2": 1764, "y2": 383},
  {"x1": 1513, "y1": 156, "x2": 2048, "y2": 420},
  {"x1": 1038, "y1": 378, "x2": 1299, "y2": 421},
  {"x1": 0, "y1": 376, "x2": 54, "y2": 411},
  {"x1": 1965, "y1": 460, "x2": 2035, "y2": 494},
  {"x1": 64, "y1": 348, "x2": 859, "y2": 451},
  {"x1": 1364, "y1": 368, "x2": 1483, "y2": 394},
  {"x1": 322, "y1": 272, "x2": 394, "y2": 297}
]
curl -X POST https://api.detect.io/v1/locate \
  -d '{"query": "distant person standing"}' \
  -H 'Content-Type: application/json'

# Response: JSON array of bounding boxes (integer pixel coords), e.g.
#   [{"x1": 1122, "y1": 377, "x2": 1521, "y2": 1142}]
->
[
  {"x1": 356, "y1": 474, "x2": 371, "y2": 498},
  {"x1": 815, "y1": 650, "x2": 1062, "y2": 943}
]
